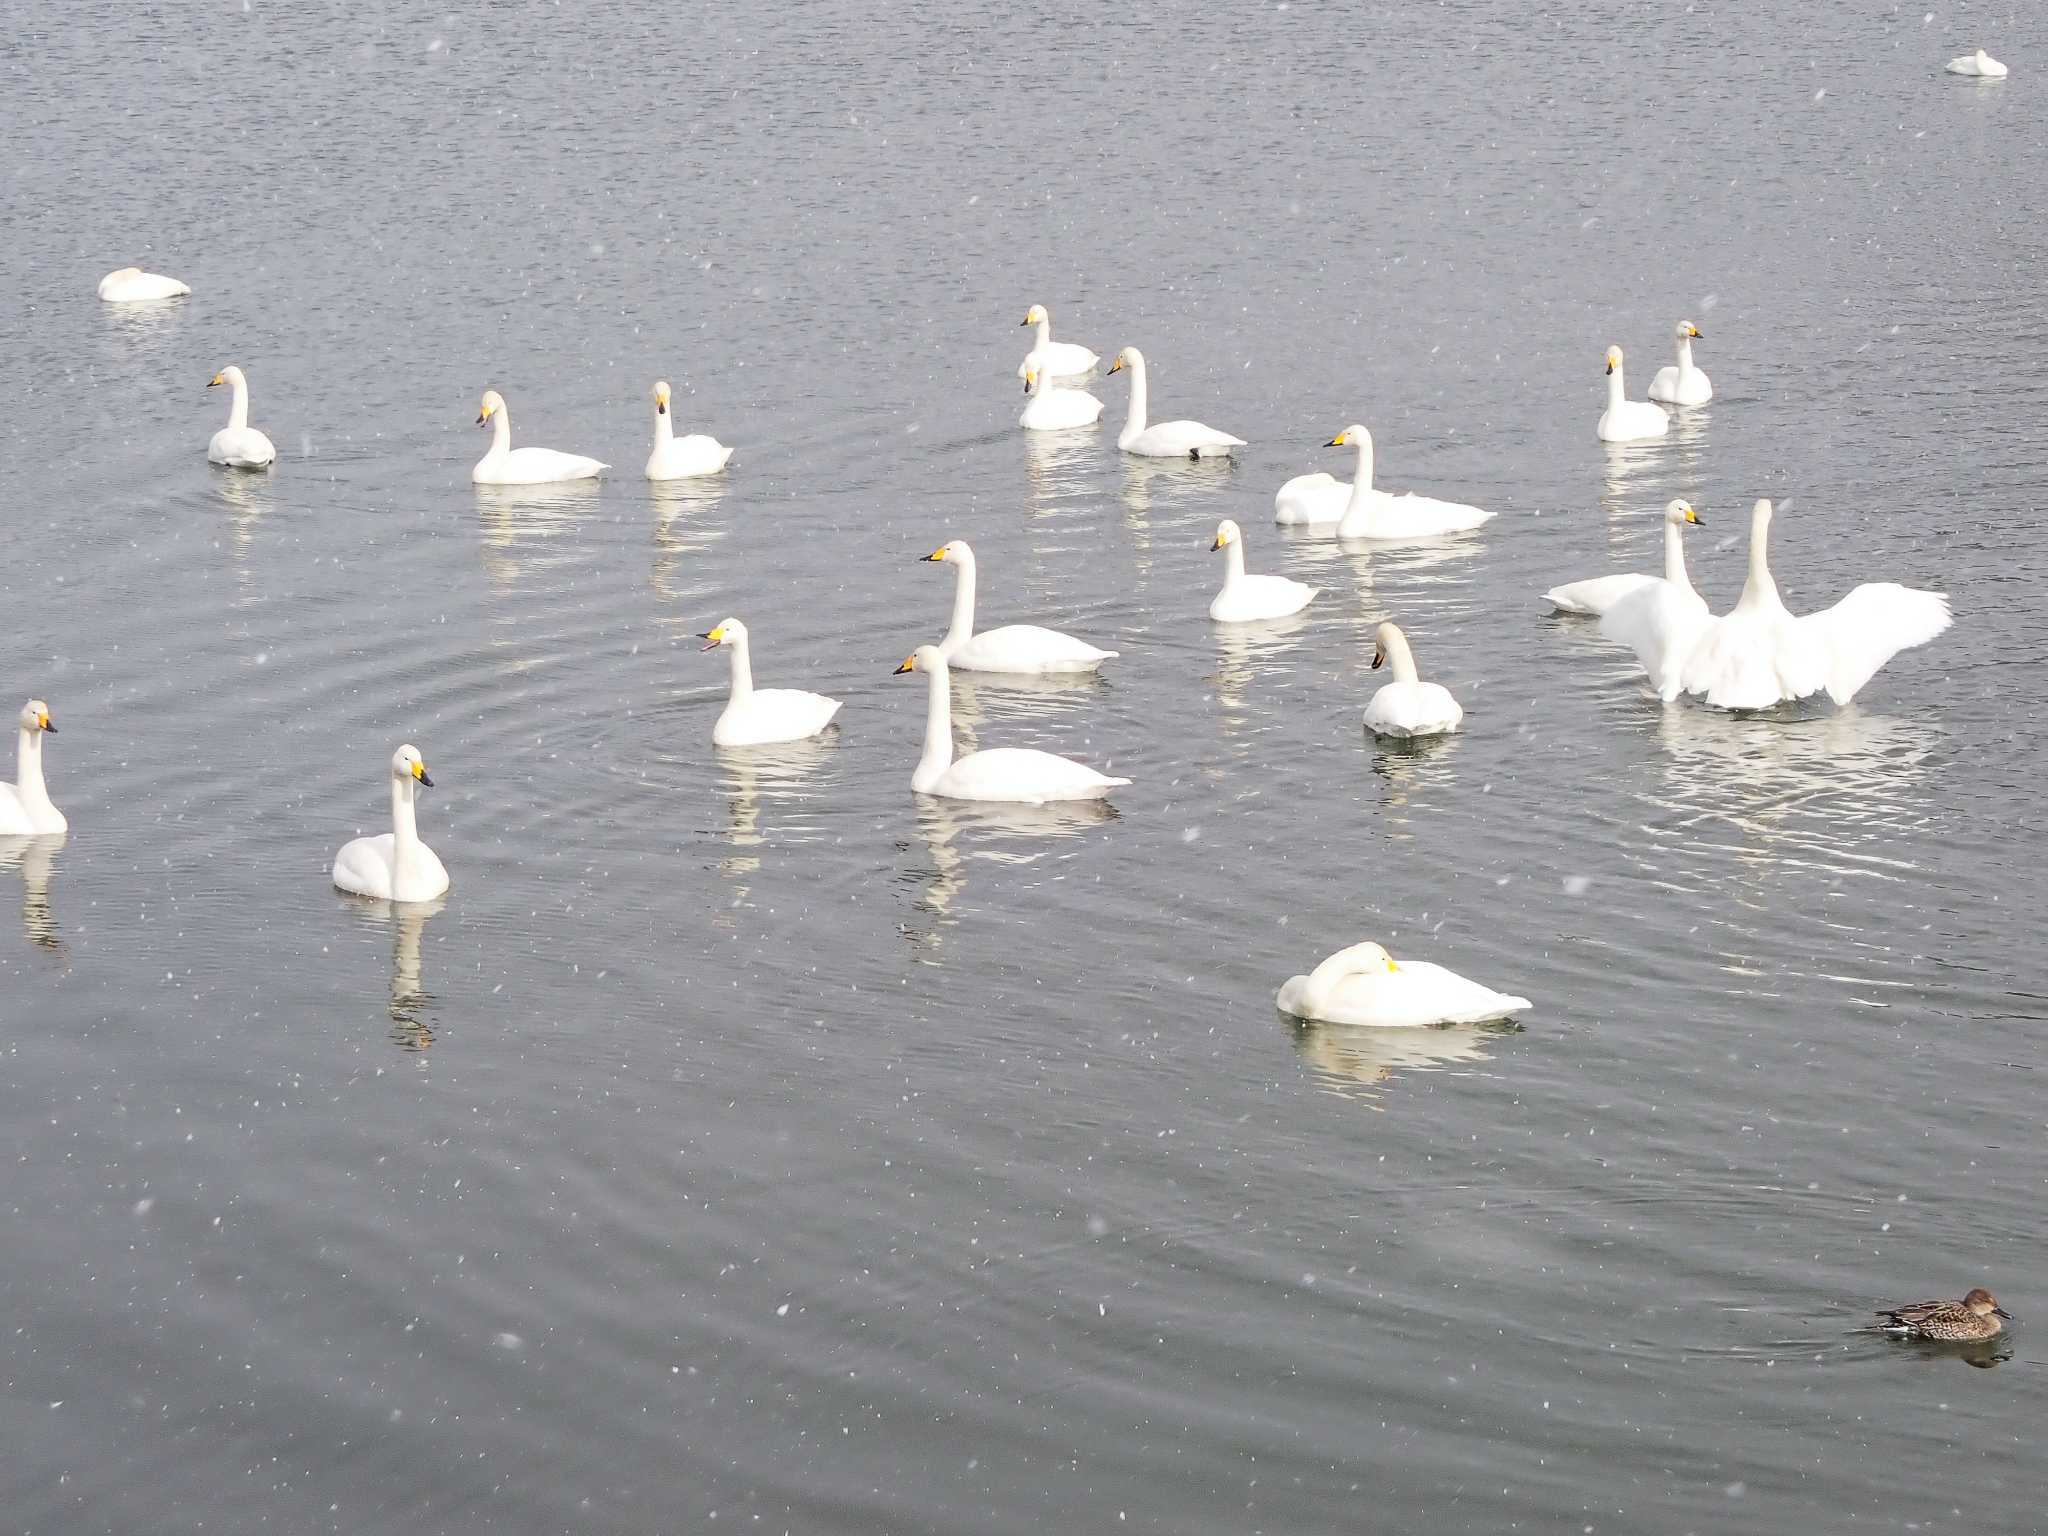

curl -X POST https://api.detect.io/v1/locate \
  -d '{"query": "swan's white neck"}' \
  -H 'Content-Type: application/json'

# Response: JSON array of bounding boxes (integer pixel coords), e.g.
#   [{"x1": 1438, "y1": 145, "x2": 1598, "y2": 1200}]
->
[
  {"x1": 486, "y1": 408, "x2": 511, "y2": 460},
  {"x1": 1218, "y1": 538, "x2": 1248, "y2": 590},
  {"x1": 653, "y1": 401, "x2": 675, "y2": 448},
  {"x1": 1662, "y1": 518, "x2": 1695, "y2": 595},
  {"x1": 1738, "y1": 504, "x2": 1780, "y2": 612},
  {"x1": 13, "y1": 726, "x2": 53, "y2": 812},
  {"x1": 722, "y1": 632, "x2": 755, "y2": 703},
  {"x1": 1117, "y1": 357, "x2": 1148, "y2": 447},
  {"x1": 1379, "y1": 627, "x2": 1420, "y2": 684},
  {"x1": 1342, "y1": 436, "x2": 1377, "y2": 518},
  {"x1": 1031, "y1": 317, "x2": 1053, "y2": 351},
  {"x1": 1301, "y1": 944, "x2": 1388, "y2": 1014},
  {"x1": 389, "y1": 771, "x2": 421, "y2": 854},
  {"x1": 914, "y1": 665, "x2": 955, "y2": 791},
  {"x1": 1605, "y1": 365, "x2": 1627, "y2": 412},
  {"x1": 1674, "y1": 335, "x2": 1696, "y2": 374},
  {"x1": 941, "y1": 553, "x2": 978, "y2": 650},
  {"x1": 224, "y1": 373, "x2": 250, "y2": 433}
]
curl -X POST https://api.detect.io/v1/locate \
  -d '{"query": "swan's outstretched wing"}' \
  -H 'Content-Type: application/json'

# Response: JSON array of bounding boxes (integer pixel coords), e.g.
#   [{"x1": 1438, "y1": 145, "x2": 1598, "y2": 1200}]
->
[
  {"x1": 1795, "y1": 583, "x2": 1952, "y2": 704},
  {"x1": 1599, "y1": 581, "x2": 1711, "y2": 699}
]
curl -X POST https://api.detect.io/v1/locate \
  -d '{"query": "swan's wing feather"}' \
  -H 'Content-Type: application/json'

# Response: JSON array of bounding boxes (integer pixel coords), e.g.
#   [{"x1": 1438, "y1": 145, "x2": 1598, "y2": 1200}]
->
[
  {"x1": 1599, "y1": 580, "x2": 1710, "y2": 695},
  {"x1": 333, "y1": 832, "x2": 397, "y2": 897},
  {"x1": 955, "y1": 625, "x2": 1115, "y2": 670},
  {"x1": 941, "y1": 747, "x2": 1126, "y2": 802},
  {"x1": 1796, "y1": 584, "x2": 1952, "y2": 704},
  {"x1": 1547, "y1": 572, "x2": 1654, "y2": 616}
]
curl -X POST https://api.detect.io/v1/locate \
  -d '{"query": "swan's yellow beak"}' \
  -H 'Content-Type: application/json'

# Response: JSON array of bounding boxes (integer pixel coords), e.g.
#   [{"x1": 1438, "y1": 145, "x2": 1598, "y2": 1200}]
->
[
  {"x1": 1022, "y1": 370, "x2": 1035, "y2": 395},
  {"x1": 1685, "y1": 507, "x2": 1703, "y2": 525},
  {"x1": 1211, "y1": 530, "x2": 1229, "y2": 551},
  {"x1": 921, "y1": 547, "x2": 946, "y2": 563},
  {"x1": 1686, "y1": 324, "x2": 1702, "y2": 338},
  {"x1": 1019, "y1": 312, "x2": 1033, "y2": 327},
  {"x1": 1604, "y1": 348, "x2": 1620, "y2": 374},
  {"x1": 893, "y1": 655, "x2": 916, "y2": 675},
  {"x1": 1106, "y1": 356, "x2": 1123, "y2": 375},
  {"x1": 700, "y1": 626, "x2": 725, "y2": 651},
  {"x1": 655, "y1": 387, "x2": 669, "y2": 414},
  {"x1": 1371, "y1": 647, "x2": 1386, "y2": 670},
  {"x1": 36, "y1": 710, "x2": 53, "y2": 732},
  {"x1": 412, "y1": 759, "x2": 433, "y2": 788},
  {"x1": 1385, "y1": 957, "x2": 1398, "y2": 973},
  {"x1": 208, "y1": 372, "x2": 224, "y2": 388},
  {"x1": 1328, "y1": 431, "x2": 1348, "y2": 447},
  {"x1": 476, "y1": 400, "x2": 495, "y2": 425}
]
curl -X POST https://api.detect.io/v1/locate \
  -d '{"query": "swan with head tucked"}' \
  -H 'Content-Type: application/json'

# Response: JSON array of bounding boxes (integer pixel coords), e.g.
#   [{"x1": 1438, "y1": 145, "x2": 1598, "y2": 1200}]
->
[
  {"x1": 646, "y1": 380, "x2": 733, "y2": 479},
  {"x1": 1597, "y1": 504, "x2": 1715, "y2": 699},
  {"x1": 473, "y1": 390, "x2": 607, "y2": 485},
  {"x1": 1277, "y1": 941, "x2": 1530, "y2": 1028},
  {"x1": 1946, "y1": 49, "x2": 2007, "y2": 77},
  {"x1": 0, "y1": 702, "x2": 65, "y2": 836},
  {"x1": 1272, "y1": 426, "x2": 1492, "y2": 539},
  {"x1": 1676, "y1": 499, "x2": 1953, "y2": 710},
  {"x1": 1019, "y1": 366, "x2": 1106, "y2": 431},
  {"x1": 1017, "y1": 304, "x2": 1100, "y2": 380},
  {"x1": 896, "y1": 647, "x2": 1128, "y2": 803},
  {"x1": 206, "y1": 366, "x2": 276, "y2": 469},
  {"x1": 100, "y1": 266, "x2": 189, "y2": 302},
  {"x1": 1545, "y1": 499, "x2": 1704, "y2": 616},
  {"x1": 1597, "y1": 346, "x2": 1670, "y2": 442},
  {"x1": 1209, "y1": 520, "x2": 1317, "y2": 623},
  {"x1": 1363, "y1": 622, "x2": 1462, "y2": 738},
  {"x1": 332, "y1": 745, "x2": 449, "y2": 903},
  {"x1": 923, "y1": 540, "x2": 1117, "y2": 673},
  {"x1": 1647, "y1": 321, "x2": 1712, "y2": 406},
  {"x1": 700, "y1": 617, "x2": 842, "y2": 746},
  {"x1": 1107, "y1": 347, "x2": 1245, "y2": 458}
]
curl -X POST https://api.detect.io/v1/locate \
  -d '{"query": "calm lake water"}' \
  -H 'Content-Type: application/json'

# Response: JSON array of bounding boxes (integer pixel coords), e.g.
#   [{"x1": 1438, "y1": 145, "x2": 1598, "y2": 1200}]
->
[{"x1": 4, "y1": 3, "x2": 2046, "y2": 1531}]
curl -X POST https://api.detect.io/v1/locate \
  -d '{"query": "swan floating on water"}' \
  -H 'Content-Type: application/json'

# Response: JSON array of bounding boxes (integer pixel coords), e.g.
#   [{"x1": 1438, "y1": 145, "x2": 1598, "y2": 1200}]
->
[
  {"x1": 473, "y1": 390, "x2": 607, "y2": 485},
  {"x1": 1107, "y1": 347, "x2": 1244, "y2": 459},
  {"x1": 1597, "y1": 346, "x2": 1669, "y2": 443},
  {"x1": 896, "y1": 646, "x2": 1128, "y2": 803},
  {"x1": 333, "y1": 744, "x2": 449, "y2": 903},
  {"x1": 1675, "y1": 499, "x2": 1953, "y2": 710},
  {"x1": 1363, "y1": 622, "x2": 1463, "y2": 737},
  {"x1": 1277, "y1": 941, "x2": 1530, "y2": 1028},
  {"x1": 1275, "y1": 426, "x2": 1491, "y2": 539},
  {"x1": 700, "y1": 617, "x2": 843, "y2": 746},
  {"x1": 0, "y1": 701, "x2": 65, "y2": 836},
  {"x1": 646, "y1": 380, "x2": 733, "y2": 480},
  {"x1": 1209, "y1": 519, "x2": 1317, "y2": 623},
  {"x1": 206, "y1": 366, "x2": 276, "y2": 469},
  {"x1": 1946, "y1": 49, "x2": 2007, "y2": 77},
  {"x1": 1597, "y1": 504, "x2": 1714, "y2": 700},
  {"x1": 923, "y1": 539, "x2": 1117, "y2": 674},
  {"x1": 1020, "y1": 366, "x2": 1105, "y2": 431},
  {"x1": 1647, "y1": 321, "x2": 1712, "y2": 406},
  {"x1": 98, "y1": 266, "x2": 189, "y2": 302},
  {"x1": 1545, "y1": 498, "x2": 1703, "y2": 617},
  {"x1": 1017, "y1": 304, "x2": 1099, "y2": 380}
]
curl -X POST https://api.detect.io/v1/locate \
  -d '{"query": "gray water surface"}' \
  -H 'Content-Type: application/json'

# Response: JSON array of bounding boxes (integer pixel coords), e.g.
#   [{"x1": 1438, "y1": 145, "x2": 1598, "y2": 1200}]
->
[{"x1": 5, "y1": 4, "x2": 2047, "y2": 1532}]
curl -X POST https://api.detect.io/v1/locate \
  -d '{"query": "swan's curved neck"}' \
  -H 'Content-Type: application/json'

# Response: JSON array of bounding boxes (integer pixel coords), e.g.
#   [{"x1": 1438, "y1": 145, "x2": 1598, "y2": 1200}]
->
[
  {"x1": 389, "y1": 772, "x2": 420, "y2": 852},
  {"x1": 1118, "y1": 358, "x2": 1148, "y2": 444},
  {"x1": 916, "y1": 666, "x2": 955, "y2": 786},
  {"x1": 1605, "y1": 365, "x2": 1626, "y2": 410},
  {"x1": 1674, "y1": 335, "x2": 1695, "y2": 374},
  {"x1": 1031, "y1": 317, "x2": 1052, "y2": 350},
  {"x1": 1379, "y1": 628, "x2": 1419, "y2": 684},
  {"x1": 1662, "y1": 519, "x2": 1694, "y2": 594},
  {"x1": 487, "y1": 409, "x2": 511, "y2": 459},
  {"x1": 942, "y1": 554, "x2": 978, "y2": 649},
  {"x1": 1342, "y1": 436, "x2": 1377, "y2": 518},
  {"x1": 1740, "y1": 506, "x2": 1779, "y2": 609},
  {"x1": 225, "y1": 374, "x2": 250, "y2": 433},
  {"x1": 13, "y1": 726, "x2": 52, "y2": 810},
  {"x1": 724, "y1": 632, "x2": 755, "y2": 702},
  {"x1": 653, "y1": 401, "x2": 674, "y2": 447},
  {"x1": 1219, "y1": 539, "x2": 1248, "y2": 589},
  {"x1": 1301, "y1": 944, "x2": 1384, "y2": 1014}
]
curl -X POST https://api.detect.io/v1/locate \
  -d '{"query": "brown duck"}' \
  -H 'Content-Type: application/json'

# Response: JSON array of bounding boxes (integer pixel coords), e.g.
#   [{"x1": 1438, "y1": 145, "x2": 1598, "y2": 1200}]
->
[{"x1": 1871, "y1": 1288, "x2": 2011, "y2": 1342}]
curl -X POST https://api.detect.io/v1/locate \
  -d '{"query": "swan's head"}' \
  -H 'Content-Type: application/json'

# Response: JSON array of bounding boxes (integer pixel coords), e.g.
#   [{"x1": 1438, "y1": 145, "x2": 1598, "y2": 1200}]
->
[
  {"x1": 1021, "y1": 303, "x2": 1049, "y2": 327},
  {"x1": 1665, "y1": 499, "x2": 1703, "y2": 527},
  {"x1": 392, "y1": 743, "x2": 433, "y2": 790},
  {"x1": 476, "y1": 389, "x2": 506, "y2": 427},
  {"x1": 699, "y1": 616, "x2": 747, "y2": 652},
  {"x1": 1604, "y1": 345, "x2": 1623, "y2": 375},
  {"x1": 1210, "y1": 519, "x2": 1242, "y2": 552},
  {"x1": 1107, "y1": 346, "x2": 1141, "y2": 377},
  {"x1": 1963, "y1": 1288, "x2": 2011, "y2": 1320},
  {"x1": 1675, "y1": 320, "x2": 1702, "y2": 341},
  {"x1": 920, "y1": 539, "x2": 971, "y2": 567},
  {"x1": 894, "y1": 644, "x2": 946, "y2": 677},
  {"x1": 207, "y1": 365, "x2": 244, "y2": 390},
  {"x1": 18, "y1": 700, "x2": 54, "y2": 735},
  {"x1": 653, "y1": 380, "x2": 672, "y2": 415},
  {"x1": 1369, "y1": 622, "x2": 1404, "y2": 670},
  {"x1": 1328, "y1": 424, "x2": 1370, "y2": 449}
]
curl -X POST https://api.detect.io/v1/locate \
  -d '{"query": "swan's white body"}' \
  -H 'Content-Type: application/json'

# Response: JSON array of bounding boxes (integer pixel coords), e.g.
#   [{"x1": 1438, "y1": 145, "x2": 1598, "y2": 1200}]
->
[
  {"x1": 925, "y1": 540, "x2": 1116, "y2": 674},
  {"x1": 1545, "y1": 498, "x2": 1703, "y2": 617},
  {"x1": 1017, "y1": 305, "x2": 1100, "y2": 380},
  {"x1": 1675, "y1": 500, "x2": 1953, "y2": 710},
  {"x1": 1597, "y1": 346, "x2": 1670, "y2": 443},
  {"x1": 1647, "y1": 321, "x2": 1712, "y2": 406},
  {"x1": 1946, "y1": 49, "x2": 2007, "y2": 77},
  {"x1": 99, "y1": 266, "x2": 189, "y2": 302},
  {"x1": 1019, "y1": 369, "x2": 1106, "y2": 431},
  {"x1": 701, "y1": 617, "x2": 842, "y2": 746},
  {"x1": 0, "y1": 702, "x2": 65, "y2": 836},
  {"x1": 645, "y1": 380, "x2": 733, "y2": 479},
  {"x1": 333, "y1": 745, "x2": 450, "y2": 903},
  {"x1": 473, "y1": 390, "x2": 606, "y2": 485},
  {"x1": 1595, "y1": 505, "x2": 1714, "y2": 699},
  {"x1": 206, "y1": 366, "x2": 276, "y2": 469},
  {"x1": 1362, "y1": 622, "x2": 1462, "y2": 738},
  {"x1": 1107, "y1": 347, "x2": 1244, "y2": 458},
  {"x1": 898, "y1": 646, "x2": 1127, "y2": 803},
  {"x1": 1276, "y1": 426, "x2": 1492, "y2": 539},
  {"x1": 1209, "y1": 520, "x2": 1316, "y2": 623},
  {"x1": 1277, "y1": 941, "x2": 1530, "y2": 1028}
]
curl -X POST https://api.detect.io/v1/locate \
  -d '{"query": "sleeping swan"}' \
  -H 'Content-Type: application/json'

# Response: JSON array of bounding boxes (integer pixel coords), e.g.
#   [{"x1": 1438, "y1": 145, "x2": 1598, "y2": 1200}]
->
[
  {"x1": 1946, "y1": 49, "x2": 2007, "y2": 77},
  {"x1": 1106, "y1": 347, "x2": 1245, "y2": 458},
  {"x1": 99, "y1": 267, "x2": 189, "y2": 302},
  {"x1": 332, "y1": 745, "x2": 450, "y2": 903},
  {"x1": 0, "y1": 701, "x2": 65, "y2": 835},
  {"x1": 1277, "y1": 941, "x2": 1531, "y2": 1027},
  {"x1": 473, "y1": 390, "x2": 607, "y2": 485},
  {"x1": 923, "y1": 540, "x2": 1117, "y2": 674},
  {"x1": 896, "y1": 646, "x2": 1128, "y2": 803},
  {"x1": 700, "y1": 617, "x2": 842, "y2": 746}
]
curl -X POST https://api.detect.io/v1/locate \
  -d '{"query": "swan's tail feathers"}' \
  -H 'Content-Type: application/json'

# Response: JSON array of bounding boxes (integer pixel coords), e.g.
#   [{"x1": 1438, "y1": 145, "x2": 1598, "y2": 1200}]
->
[{"x1": 1800, "y1": 584, "x2": 1953, "y2": 704}]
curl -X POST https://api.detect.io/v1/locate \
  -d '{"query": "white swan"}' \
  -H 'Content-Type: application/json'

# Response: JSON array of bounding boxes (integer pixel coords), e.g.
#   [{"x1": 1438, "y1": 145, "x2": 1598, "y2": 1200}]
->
[
  {"x1": 1597, "y1": 505, "x2": 1715, "y2": 699},
  {"x1": 1283, "y1": 426, "x2": 1491, "y2": 539},
  {"x1": 923, "y1": 540, "x2": 1117, "y2": 674},
  {"x1": 1017, "y1": 304, "x2": 1100, "y2": 380},
  {"x1": 473, "y1": 390, "x2": 606, "y2": 485},
  {"x1": 1209, "y1": 519, "x2": 1317, "y2": 623},
  {"x1": 1106, "y1": 347, "x2": 1245, "y2": 458},
  {"x1": 1545, "y1": 498, "x2": 1703, "y2": 616},
  {"x1": 1946, "y1": 49, "x2": 2007, "y2": 77},
  {"x1": 896, "y1": 646, "x2": 1128, "y2": 802},
  {"x1": 1277, "y1": 941, "x2": 1530, "y2": 1028},
  {"x1": 700, "y1": 617, "x2": 842, "y2": 746},
  {"x1": 0, "y1": 701, "x2": 65, "y2": 835},
  {"x1": 1676, "y1": 499, "x2": 1953, "y2": 710},
  {"x1": 99, "y1": 266, "x2": 189, "y2": 302},
  {"x1": 1363, "y1": 622, "x2": 1463, "y2": 738},
  {"x1": 206, "y1": 366, "x2": 276, "y2": 469},
  {"x1": 1019, "y1": 367, "x2": 1106, "y2": 431},
  {"x1": 646, "y1": 380, "x2": 733, "y2": 480},
  {"x1": 332, "y1": 745, "x2": 449, "y2": 902},
  {"x1": 1647, "y1": 321, "x2": 1712, "y2": 406},
  {"x1": 1597, "y1": 346, "x2": 1670, "y2": 443}
]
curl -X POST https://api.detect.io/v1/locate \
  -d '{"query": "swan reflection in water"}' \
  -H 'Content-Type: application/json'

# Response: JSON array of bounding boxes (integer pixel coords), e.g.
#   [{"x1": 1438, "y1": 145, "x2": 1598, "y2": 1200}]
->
[
  {"x1": 713, "y1": 735, "x2": 839, "y2": 892},
  {"x1": 944, "y1": 666, "x2": 1104, "y2": 753},
  {"x1": 214, "y1": 466, "x2": 275, "y2": 594},
  {"x1": 901, "y1": 796, "x2": 1117, "y2": 946},
  {"x1": 1120, "y1": 454, "x2": 1233, "y2": 555},
  {"x1": 1367, "y1": 730, "x2": 1463, "y2": 825},
  {"x1": 342, "y1": 893, "x2": 446, "y2": 1051},
  {"x1": 475, "y1": 481, "x2": 601, "y2": 589},
  {"x1": 649, "y1": 477, "x2": 729, "y2": 615},
  {"x1": 1212, "y1": 608, "x2": 1314, "y2": 726},
  {"x1": 1022, "y1": 429, "x2": 1099, "y2": 517},
  {"x1": 0, "y1": 834, "x2": 66, "y2": 958},
  {"x1": 1288, "y1": 1014, "x2": 1520, "y2": 1104}
]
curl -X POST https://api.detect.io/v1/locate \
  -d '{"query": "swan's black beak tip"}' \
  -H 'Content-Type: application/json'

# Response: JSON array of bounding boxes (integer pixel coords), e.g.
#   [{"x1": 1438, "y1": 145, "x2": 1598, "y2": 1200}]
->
[{"x1": 417, "y1": 771, "x2": 434, "y2": 789}]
